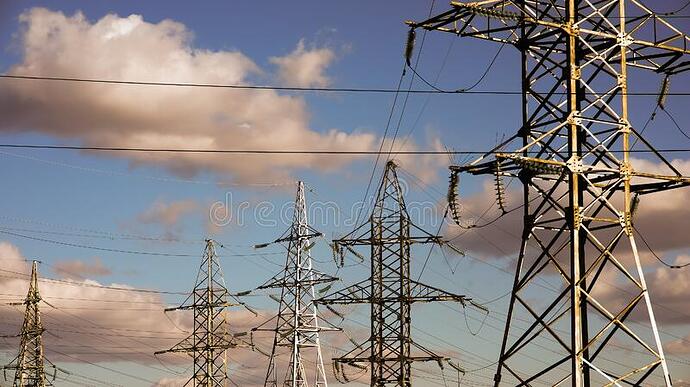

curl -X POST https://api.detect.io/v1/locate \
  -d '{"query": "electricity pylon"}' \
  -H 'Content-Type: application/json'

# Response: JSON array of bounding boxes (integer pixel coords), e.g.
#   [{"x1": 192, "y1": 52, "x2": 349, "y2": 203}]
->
[
  {"x1": 409, "y1": 2, "x2": 690, "y2": 386},
  {"x1": 3, "y1": 261, "x2": 54, "y2": 387},
  {"x1": 317, "y1": 160, "x2": 475, "y2": 387},
  {"x1": 252, "y1": 181, "x2": 338, "y2": 387},
  {"x1": 155, "y1": 240, "x2": 239, "y2": 387}
]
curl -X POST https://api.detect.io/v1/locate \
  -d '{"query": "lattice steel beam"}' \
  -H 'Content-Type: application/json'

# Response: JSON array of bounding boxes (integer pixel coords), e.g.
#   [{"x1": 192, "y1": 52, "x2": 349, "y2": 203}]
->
[
  {"x1": 317, "y1": 161, "x2": 474, "y2": 387},
  {"x1": 155, "y1": 240, "x2": 240, "y2": 387},
  {"x1": 253, "y1": 181, "x2": 338, "y2": 387},
  {"x1": 408, "y1": 1, "x2": 690, "y2": 386},
  {"x1": 3, "y1": 261, "x2": 54, "y2": 387}
]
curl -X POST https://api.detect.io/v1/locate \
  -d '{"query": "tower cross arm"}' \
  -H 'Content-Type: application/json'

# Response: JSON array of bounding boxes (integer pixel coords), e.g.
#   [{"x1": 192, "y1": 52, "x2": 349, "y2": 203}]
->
[
  {"x1": 409, "y1": 280, "x2": 483, "y2": 311},
  {"x1": 452, "y1": 139, "x2": 690, "y2": 195},
  {"x1": 336, "y1": 355, "x2": 448, "y2": 364},
  {"x1": 335, "y1": 340, "x2": 451, "y2": 368},
  {"x1": 335, "y1": 235, "x2": 443, "y2": 246},
  {"x1": 313, "y1": 279, "x2": 371, "y2": 305},
  {"x1": 163, "y1": 300, "x2": 238, "y2": 312},
  {"x1": 257, "y1": 270, "x2": 338, "y2": 290},
  {"x1": 154, "y1": 334, "x2": 244, "y2": 356},
  {"x1": 407, "y1": 0, "x2": 690, "y2": 73}
]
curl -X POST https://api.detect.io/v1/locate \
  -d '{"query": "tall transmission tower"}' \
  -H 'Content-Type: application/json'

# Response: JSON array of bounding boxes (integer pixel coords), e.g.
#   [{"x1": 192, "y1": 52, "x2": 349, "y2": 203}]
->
[
  {"x1": 3, "y1": 260, "x2": 54, "y2": 387},
  {"x1": 252, "y1": 181, "x2": 338, "y2": 387},
  {"x1": 317, "y1": 160, "x2": 476, "y2": 387},
  {"x1": 409, "y1": 2, "x2": 690, "y2": 386},
  {"x1": 155, "y1": 240, "x2": 240, "y2": 387}
]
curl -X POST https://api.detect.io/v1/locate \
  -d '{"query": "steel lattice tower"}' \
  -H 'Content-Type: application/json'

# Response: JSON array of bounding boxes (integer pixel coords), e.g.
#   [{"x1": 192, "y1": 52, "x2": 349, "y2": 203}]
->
[
  {"x1": 253, "y1": 181, "x2": 337, "y2": 387},
  {"x1": 155, "y1": 240, "x2": 238, "y2": 387},
  {"x1": 409, "y1": 1, "x2": 690, "y2": 386},
  {"x1": 3, "y1": 261, "x2": 53, "y2": 387},
  {"x1": 317, "y1": 160, "x2": 473, "y2": 387}
]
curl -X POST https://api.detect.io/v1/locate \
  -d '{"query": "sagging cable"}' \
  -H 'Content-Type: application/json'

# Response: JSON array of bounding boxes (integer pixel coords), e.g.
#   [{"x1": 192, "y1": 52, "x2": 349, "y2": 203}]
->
[{"x1": 447, "y1": 360, "x2": 466, "y2": 375}]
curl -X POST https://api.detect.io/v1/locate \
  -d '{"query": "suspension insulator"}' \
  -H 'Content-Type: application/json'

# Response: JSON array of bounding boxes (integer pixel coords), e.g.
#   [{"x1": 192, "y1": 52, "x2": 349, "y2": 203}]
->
[
  {"x1": 494, "y1": 162, "x2": 507, "y2": 214},
  {"x1": 448, "y1": 170, "x2": 462, "y2": 226},
  {"x1": 333, "y1": 361, "x2": 343, "y2": 383},
  {"x1": 658, "y1": 75, "x2": 671, "y2": 109},
  {"x1": 630, "y1": 193, "x2": 640, "y2": 220},
  {"x1": 330, "y1": 243, "x2": 345, "y2": 268},
  {"x1": 405, "y1": 28, "x2": 416, "y2": 66}
]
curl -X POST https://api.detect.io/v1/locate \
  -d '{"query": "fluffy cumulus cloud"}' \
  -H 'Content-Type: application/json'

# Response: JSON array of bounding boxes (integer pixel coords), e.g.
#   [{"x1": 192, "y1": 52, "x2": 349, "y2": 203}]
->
[
  {"x1": 0, "y1": 241, "x2": 362, "y2": 386},
  {"x1": 0, "y1": 242, "x2": 185, "y2": 366},
  {"x1": 0, "y1": 242, "x2": 262, "y2": 370},
  {"x1": 122, "y1": 198, "x2": 201, "y2": 240},
  {"x1": 667, "y1": 334, "x2": 690, "y2": 355},
  {"x1": 628, "y1": 158, "x2": 690, "y2": 254},
  {"x1": 51, "y1": 257, "x2": 111, "y2": 279},
  {"x1": 152, "y1": 377, "x2": 187, "y2": 387},
  {"x1": 0, "y1": 8, "x2": 444, "y2": 183},
  {"x1": 270, "y1": 39, "x2": 335, "y2": 88},
  {"x1": 137, "y1": 199, "x2": 198, "y2": 228}
]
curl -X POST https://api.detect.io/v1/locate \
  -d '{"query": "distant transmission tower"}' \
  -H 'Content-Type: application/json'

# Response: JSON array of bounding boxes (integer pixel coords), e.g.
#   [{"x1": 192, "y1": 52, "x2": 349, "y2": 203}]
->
[
  {"x1": 409, "y1": 2, "x2": 690, "y2": 386},
  {"x1": 3, "y1": 260, "x2": 55, "y2": 387},
  {"x1": 318, "y1": 161, "x2": 476, "y2": 386},
  {"x1": 252, "y1": 181, "x2": 337, "y2": 387},
  {"x1": 155, "y1": 239, "x2": 239, "y2": 387}
]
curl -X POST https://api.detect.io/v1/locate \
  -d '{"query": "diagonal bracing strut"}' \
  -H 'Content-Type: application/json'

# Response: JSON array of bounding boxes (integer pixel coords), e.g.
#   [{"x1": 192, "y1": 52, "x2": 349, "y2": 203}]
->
[{"x1": 409, "y1": 1, "x2": 690, "y2": 386}]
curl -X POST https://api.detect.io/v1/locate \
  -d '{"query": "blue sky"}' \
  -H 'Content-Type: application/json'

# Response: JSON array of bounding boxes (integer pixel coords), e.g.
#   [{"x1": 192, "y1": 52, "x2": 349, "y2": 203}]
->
[{"x1": 0, "y1": 1, "x2": 689, "y2": 386}]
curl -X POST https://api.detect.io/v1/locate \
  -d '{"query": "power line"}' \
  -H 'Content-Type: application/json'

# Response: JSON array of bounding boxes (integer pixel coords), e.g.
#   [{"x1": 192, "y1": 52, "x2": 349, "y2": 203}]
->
[
  {"x1": 0, "y1": 268, "x2": 186, "y2": 295},
  {"x1": 661, "y1": 0, "x2": 690, "y2": 15},
  {"x1": 0, "y1": 148, "x2": 295, "y2": 187},
  {"x1": 0, "y1": 215, "x2": 262, "y2": 248},
  {"x1": 353, "y1": 63, "x2": 406, "y2": 228},
  {"x1": 4, "y1": 143, "x2": 690, "y2": 155},
  {"x1": 634, "y1": 226, "x2": 690, "y2": 269},
  {"x1": 407, "y1": 41, "x2": 506, "y2": 95},
  {"x1": 0, "y1": 229, "x2": 282, "y2": 258},
  {"x1": 386, "y1": 0, "x2": 437, "y2": 156},
  {"x1": 2, "y1": 73, "x2": 690, "y2": 96},
  {"x1": 661, "y1": 106, "x2": 690, "y2": 141},
  {"x1": 353, "y1": 0, "x2": 436, "y2": 228}
]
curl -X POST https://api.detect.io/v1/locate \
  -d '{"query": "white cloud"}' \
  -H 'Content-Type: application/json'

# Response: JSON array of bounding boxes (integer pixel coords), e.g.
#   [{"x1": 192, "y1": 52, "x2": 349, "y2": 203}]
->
[
  {"x1": 666, "y1": 334, "x2": 690, "y2": 355},
  {"x1": 0, "y1": 242, "x2": 184, "y2": 365},
  {"x1": 270, "y1": 39, "x2": 335, "y2": 88},
  {"x1": 51, "y1": 257, "x2": 111, "y2": 279},
  {"x1": 591, "y1": 254, "x2": 690, "y2": 326},
  {"x1": 0, "y1": 241, "x2": 263, "y2": 369},
  {"x1": 0, "y1": 241, "x2": 357, "y2": 385},
  {"x1": 152, "y1": 377, "x2": 187, "y2": 387},
  {"x1": 0, "y1": 8, "x2": 442, "y2": 183},
  {"x1": 137, "y1": 199, "x2": 198, "y2": 228}
]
